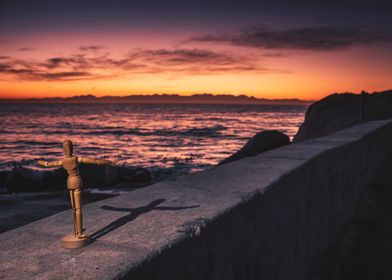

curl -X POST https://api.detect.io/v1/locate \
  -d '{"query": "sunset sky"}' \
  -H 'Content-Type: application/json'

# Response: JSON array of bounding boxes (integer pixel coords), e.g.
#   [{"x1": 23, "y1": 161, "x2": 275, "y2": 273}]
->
[{"x1": 0, "y1": 0, "x2": 391, "y2": 100}]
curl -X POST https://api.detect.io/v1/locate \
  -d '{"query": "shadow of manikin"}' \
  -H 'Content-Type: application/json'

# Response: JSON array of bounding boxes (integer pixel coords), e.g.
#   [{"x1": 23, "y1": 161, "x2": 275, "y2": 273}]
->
[{"x1": 90, "y1": 199, "x2": 199, "y2": 241}]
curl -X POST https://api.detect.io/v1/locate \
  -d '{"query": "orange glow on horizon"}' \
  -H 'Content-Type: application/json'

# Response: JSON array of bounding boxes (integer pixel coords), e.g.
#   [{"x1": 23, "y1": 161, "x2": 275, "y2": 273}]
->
[
  {"x1": 1, "y1": 31, "x2": 391, "y2": 101},
  {"x1": 2, "y1": 1, "x2": 392, "y2": 102}
]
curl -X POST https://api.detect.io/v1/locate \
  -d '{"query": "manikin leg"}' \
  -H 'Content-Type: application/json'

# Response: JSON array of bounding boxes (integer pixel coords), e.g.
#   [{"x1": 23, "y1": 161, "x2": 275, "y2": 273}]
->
[
  {"x1": 69, "y1": 190, "x2": 77, "y2": 236},
  {"x1": 73, "y1": 189, "x2": 84, "y2": 237},
  {"x1": 62, "y1": 189, "x2": 89, "y2": 249}
]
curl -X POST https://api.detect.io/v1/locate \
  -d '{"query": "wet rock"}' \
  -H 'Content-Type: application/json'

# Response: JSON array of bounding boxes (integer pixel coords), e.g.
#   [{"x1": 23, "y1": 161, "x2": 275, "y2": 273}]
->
[
  {"x1": 218, "y1": 130, "x2": 290, "y2": 166},
  {"x1": 294, "y1": 90, "x2": 392, "y2": 142}
]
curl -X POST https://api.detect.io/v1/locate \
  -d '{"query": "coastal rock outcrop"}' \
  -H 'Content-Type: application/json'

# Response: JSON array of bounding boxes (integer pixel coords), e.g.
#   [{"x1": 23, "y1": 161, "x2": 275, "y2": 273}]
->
[
  {"x1": 294, "y1": 90, "x2": 392, "y2": 142},
  {"x1": 5, "y1": 165, "x2": 152, "y2": 193},
  {"x1": 5, "y1": 167, "x2": 48, "y2": 192},
  {"x1": 218, "y1": 130, "x2": 290, "y2": 166}
]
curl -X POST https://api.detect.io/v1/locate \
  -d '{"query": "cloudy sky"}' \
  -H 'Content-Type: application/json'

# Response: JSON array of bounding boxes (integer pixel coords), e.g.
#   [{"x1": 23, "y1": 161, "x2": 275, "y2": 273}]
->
[{"x1": 0, "y1": 0, "x2": 391, "y2": 99}]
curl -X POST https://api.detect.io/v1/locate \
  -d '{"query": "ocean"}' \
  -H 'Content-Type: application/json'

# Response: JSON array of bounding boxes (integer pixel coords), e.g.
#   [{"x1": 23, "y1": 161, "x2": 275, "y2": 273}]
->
[{"x1": 0, "y1": 103, "x2": 307, "y2": 177}]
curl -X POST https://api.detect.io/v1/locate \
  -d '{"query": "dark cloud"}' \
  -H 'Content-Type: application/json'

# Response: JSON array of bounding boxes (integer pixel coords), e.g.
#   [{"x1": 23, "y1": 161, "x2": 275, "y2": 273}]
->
[
  {"x1": 261, "y1": 52, "x2": 288, "y2": 58},
  {"x1": 44, "y1": 57, "x2": 65, "y2": 69},
  {"x1": 18, "y1": 47, "x2": 33, "y2": 51},
  {"x1": 0, "y1": 61, "x2": 93, "y2": 81},
  {"x1": 129, "y1": 48, "x2": 278, "y2": 74},
  {"x1": 38, "y1": 71, "x2": 91, "y2": 80},
  {"x1": 0, "y1": 47, "x2": 277, "y2": 81},
  {"x1": 79, "y1": 45, "x2": 105, "y2": 52},
  {"x1": 131, "y1": 49, "x2": 242, "y2": 66},
  {"x1": 189, "y1": 26, "x2": 392, "y2": 51},
  {"x1": 0, "y1": 64, "x2": 10, "y2": 71},
  {"x1": 0, "y1": 56, "x2": 10, "y2": 60}
]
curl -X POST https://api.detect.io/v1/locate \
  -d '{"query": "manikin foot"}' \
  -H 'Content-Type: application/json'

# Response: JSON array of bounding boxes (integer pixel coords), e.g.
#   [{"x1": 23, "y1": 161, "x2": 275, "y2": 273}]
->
[{"x1": 61, "y1": 233, "x2": 89, "y2": 249}]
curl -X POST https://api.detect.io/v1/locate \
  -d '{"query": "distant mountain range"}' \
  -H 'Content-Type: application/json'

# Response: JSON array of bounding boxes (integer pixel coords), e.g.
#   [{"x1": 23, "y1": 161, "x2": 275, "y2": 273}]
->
[{"x1": 0, "y1": 94, "x2": 312, "y2": 105}]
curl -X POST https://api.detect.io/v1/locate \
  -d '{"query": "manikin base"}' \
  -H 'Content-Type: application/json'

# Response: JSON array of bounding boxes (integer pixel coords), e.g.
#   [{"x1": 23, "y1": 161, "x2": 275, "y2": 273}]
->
[{"x1": 61, "y1": 234, "x2": 89, "y2": 249}]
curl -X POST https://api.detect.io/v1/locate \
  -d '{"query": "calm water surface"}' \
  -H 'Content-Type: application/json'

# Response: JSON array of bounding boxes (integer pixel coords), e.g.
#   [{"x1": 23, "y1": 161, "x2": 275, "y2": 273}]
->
[{"x1": 0, "y1": 103, "x2": 306, "y2": 176}]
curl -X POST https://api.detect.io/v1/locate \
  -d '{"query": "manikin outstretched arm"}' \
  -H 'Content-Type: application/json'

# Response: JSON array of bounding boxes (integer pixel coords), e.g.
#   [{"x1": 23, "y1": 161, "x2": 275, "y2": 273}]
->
[
  {"x1": 37, "y1": 160, "x2": 63, "y2": 167},
  {"x1": 77, "y1": 157, "x2": 115, "y2": 165}
]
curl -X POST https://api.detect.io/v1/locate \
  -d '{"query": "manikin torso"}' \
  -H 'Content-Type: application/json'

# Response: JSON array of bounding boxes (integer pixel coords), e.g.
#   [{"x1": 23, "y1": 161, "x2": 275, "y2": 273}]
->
[{"x1": 62, "y1": 156, "x2": 82, "y2": 190}]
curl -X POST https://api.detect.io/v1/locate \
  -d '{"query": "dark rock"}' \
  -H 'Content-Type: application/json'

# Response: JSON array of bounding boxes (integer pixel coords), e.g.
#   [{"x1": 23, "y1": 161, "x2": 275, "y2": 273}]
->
[
  {"x1": 6, "y1": 167, "x2": 68, "y2": 193},
  {"x1": 294, "y1": 90, "x2": 392, "y2": 142},
  {"x1": 218, "y1": 130, "x2": 290, "y2": 166},
  {"x1": 0, "y1": 171, "x2": 11, "y2": 188},
  {"x1": 78, "y1": 165, "x2": 118, "y2": 187},
  {"x1": 6, "y1": 165, "x2": 152, "y2": 193},
  {"x1": 42, "y1": 168, "x2": 67, "y2": 188},
  {"x1": 6, "y1": 167, "x2": 46, "y2": 193},
  {"x1": 116, "y1": 166, "x2": 152, "y2": 184}
]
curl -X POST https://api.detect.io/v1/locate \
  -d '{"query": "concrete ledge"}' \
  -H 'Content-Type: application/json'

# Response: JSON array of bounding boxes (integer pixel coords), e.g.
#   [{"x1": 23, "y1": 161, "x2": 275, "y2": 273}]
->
[{"x1": 1, "y1": 119, "x2": 392, "y2": 280}]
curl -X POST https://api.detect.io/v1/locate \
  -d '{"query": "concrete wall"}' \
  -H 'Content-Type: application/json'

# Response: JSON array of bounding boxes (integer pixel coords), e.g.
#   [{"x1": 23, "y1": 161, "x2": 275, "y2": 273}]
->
[{"x1": 1, "y1": 119, "x2": 392, "y2": 280}]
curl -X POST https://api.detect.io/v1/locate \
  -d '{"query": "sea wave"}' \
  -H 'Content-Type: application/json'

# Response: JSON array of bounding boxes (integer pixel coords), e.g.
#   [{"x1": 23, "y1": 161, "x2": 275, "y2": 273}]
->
[{"x1": 0, "y1": 103, "x2": 306, "y2": 177}]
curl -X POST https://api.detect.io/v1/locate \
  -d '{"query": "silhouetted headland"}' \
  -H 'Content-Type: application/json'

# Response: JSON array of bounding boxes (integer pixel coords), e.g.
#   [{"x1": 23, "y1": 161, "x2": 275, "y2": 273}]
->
[{"x1": 0, "y1": 93, "x2": 312, "y2": 105}]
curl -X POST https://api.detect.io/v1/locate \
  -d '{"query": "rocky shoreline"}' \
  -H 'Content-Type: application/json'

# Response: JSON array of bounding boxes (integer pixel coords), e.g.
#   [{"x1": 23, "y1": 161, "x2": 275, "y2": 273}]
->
[
  {"x1": 1, "y1": 89, "x2": 391, "y2": 233},
  {"x1": 1, "y1": 164, "x2": 152, "y2": 193}
]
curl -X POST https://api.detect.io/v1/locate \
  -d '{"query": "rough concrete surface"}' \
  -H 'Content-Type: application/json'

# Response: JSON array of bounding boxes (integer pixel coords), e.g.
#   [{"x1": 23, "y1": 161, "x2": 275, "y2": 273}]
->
[
  {"x1": 0, "y1": 119, "x2": 391, "y2": 280},
  {"x1": 0, "y1": 189, "x2": 119, "y2": 233}
]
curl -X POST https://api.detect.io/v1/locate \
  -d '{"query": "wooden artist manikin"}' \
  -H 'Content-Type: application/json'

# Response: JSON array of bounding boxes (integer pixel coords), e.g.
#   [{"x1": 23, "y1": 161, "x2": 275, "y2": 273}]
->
[{"x1": 37, "y1": 140, "x2": 115, "y2": 249}]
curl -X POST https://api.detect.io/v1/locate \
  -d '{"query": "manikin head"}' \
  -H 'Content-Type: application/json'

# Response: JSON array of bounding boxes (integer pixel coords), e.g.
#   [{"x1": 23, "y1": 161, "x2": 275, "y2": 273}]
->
[{"x1": 63, "y1": 140, "x2": 73, "y2": 156}]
